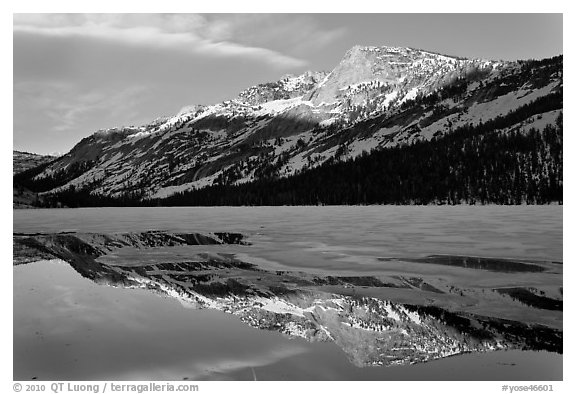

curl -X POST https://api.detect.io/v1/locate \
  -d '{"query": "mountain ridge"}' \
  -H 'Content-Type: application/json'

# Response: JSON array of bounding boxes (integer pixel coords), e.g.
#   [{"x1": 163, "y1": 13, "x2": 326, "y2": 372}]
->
[{"x1": 13, "y1": 45, "x2": 563, "y2": 206}]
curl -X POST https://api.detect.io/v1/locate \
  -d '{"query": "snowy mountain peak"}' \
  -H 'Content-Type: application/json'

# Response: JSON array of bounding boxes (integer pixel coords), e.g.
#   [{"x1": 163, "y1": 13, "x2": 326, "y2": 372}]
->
[
  {"x1": 306, "y1": 44, "x2": 504, "y2": 106},
  {"x1": 16, "y1": 45, "x2": 562, "y2": 203}
]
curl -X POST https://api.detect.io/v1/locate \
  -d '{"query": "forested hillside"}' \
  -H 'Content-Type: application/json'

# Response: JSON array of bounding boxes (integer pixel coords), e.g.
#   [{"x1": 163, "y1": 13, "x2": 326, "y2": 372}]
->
[
  {"x1": 156, "y1": 110, "x2": 563, "y2": 206},
  {"x1": 14, "y1": 49, "x2": 563, "y2": 207}
]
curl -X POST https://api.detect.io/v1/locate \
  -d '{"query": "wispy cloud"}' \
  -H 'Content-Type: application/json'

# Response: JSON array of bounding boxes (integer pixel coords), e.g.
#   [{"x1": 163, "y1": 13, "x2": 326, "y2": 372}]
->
[
  {"x1": 14, "y1": 81, "x2": 149, "y2": 133},
  {"x1": 200, "y1": 14, "x2": 346, "y2": 55},
  {"x1": 13, "y1": 14, "x2": 348, "y2": 154},
  {"x1": 13, "y1": 14, "x2": 310, "y2": 69}
]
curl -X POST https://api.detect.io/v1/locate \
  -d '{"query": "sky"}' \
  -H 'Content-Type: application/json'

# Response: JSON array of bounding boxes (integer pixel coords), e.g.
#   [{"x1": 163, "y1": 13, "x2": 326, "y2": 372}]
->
[{"x1": 13, "y1": 13, "x2": 563, "y2": 155}]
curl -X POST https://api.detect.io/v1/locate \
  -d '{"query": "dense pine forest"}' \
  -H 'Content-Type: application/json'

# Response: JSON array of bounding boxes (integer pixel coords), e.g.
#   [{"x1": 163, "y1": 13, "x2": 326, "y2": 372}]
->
[
  {"x1": 34, "y1": 108, "x2": 562, "y2": 207},
  {"x1": 157, "y1": 118, "x2": 562, "y2": 206},
  {"x1": 152, "y1": 90, "x2": 563, "y2": 206}
]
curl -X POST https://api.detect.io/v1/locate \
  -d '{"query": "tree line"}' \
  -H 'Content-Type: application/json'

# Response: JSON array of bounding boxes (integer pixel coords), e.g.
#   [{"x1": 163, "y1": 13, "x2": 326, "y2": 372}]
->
[
  {"x1": 19, "y1": 56, "x2": 563, "y2": 208},
  {"x1": 32, "y1": 92, "x2": 562, "y2": 207},
  {"x1": 156, "y1": 103, "x2": 562, "y2": 206}
]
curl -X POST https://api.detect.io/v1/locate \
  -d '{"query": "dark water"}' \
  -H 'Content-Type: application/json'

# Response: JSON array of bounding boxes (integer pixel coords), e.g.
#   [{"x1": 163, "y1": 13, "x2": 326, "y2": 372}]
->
[{"x1": 13, "y1": 206, "x2": 563, "y2": 380}]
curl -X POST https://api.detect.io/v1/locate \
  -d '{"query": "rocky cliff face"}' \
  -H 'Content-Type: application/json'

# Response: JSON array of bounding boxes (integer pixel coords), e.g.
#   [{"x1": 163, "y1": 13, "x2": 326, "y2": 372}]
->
[
  {"x1": 16, "y1": 46, "x2": 562, "y2": 201},
  {"x1": 237, "y1": 70, "x2": 329, "y2": 106},
  {"x1": 306, "y1": 46, "x2": 500, "y2": 106}
]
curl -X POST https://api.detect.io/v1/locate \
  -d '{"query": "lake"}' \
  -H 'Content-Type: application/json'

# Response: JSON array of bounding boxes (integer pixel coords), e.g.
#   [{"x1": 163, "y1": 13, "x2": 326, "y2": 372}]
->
[{"x1": 13, "y1": 206, "x2": 563, "y2": 380}]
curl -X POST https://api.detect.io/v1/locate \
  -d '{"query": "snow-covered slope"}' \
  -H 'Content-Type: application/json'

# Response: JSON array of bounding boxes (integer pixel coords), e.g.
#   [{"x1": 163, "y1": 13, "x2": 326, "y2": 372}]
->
[{"x1": 23, "y1": 46, "x2": 562, "y2": 200}]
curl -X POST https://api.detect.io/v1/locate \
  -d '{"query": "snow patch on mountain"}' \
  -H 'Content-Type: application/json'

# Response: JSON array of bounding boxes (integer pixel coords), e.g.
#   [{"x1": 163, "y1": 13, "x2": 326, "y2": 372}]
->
[
  {"x1": 256, "y1": 96, "x2": 305, "y2": 114},
  {"x1": 399, "y1": 87, "x2": 419, "y2": 104},
  {"x1": 22, "y1": 46, "x2": 561, "y2": 201}
]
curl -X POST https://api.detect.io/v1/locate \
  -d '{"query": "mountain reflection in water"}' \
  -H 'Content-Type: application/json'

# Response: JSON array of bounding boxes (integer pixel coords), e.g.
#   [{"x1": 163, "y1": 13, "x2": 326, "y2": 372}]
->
[{"x1": 13, "y1": 206, "x2": 563, "y2": 380}]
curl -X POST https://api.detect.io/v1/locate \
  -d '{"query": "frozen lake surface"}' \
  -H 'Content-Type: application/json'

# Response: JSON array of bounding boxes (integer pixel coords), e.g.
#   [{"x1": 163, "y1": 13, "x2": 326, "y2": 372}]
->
[
  {"x1": 13, "y1": 206, "x2": 563, "y2": 380},
  {"x1": 14, "y1": 205, "x2": 562, "y2": 267}
]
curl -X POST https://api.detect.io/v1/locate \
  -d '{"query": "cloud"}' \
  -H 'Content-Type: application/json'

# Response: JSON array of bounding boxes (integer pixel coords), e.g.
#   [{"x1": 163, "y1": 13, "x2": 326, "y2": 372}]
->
[
  {"x1": 13, "y1": 14, "x2": 308, "y2": 69},
  {"x1": 200, "y1": 14, "x2": 346, "y2": 55},
  {"x1": 14, "y1": 81, "x2": 149, "y2": 133}
]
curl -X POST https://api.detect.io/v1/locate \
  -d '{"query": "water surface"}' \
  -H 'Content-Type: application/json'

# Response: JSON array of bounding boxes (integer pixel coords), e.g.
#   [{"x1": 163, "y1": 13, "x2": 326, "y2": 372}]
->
[
  {"x1": 13, "y1": 206, "x2": 563, "y2": 380},
  {"x1": 13, "y1": 206, "x2": 562, "y2": 268},
  {"x1": 14, "y1": 259, "x2": 562, "y2": 380}
]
